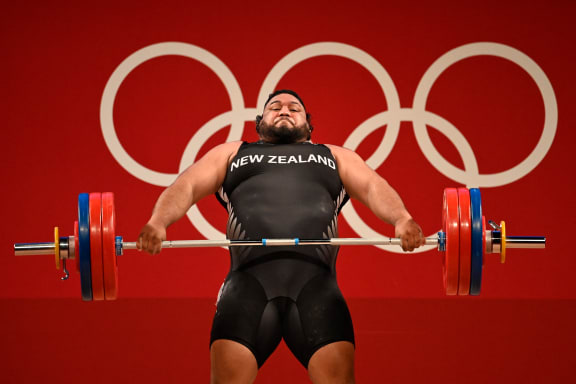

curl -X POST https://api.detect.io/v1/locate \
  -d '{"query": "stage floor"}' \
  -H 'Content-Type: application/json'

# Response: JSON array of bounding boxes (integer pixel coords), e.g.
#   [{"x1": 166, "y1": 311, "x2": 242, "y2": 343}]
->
[{"x1": 1, "y1": 298, "x2": 574, "y2": 383}]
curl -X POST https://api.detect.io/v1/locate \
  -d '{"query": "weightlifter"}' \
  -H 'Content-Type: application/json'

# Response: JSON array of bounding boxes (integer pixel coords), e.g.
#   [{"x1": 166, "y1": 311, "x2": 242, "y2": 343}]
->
[{"x1": 137, "y1": 89, "x2": 425, "y2": 384}]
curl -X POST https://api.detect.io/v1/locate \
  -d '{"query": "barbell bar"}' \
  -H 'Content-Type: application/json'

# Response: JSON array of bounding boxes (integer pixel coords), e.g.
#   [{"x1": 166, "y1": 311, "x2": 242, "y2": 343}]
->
[
  {"x1": 13, "y1": 234, "x2": 544, "y2": 254},
  {"x1": 13, "y1": 188, "x2": 546, "y2": 300}
]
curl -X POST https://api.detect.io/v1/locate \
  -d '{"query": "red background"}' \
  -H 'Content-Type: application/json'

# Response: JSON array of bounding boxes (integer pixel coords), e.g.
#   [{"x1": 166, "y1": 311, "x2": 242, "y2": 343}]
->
[{"x1": 1, "y1": 0, "x2": 575, "y2": 382}]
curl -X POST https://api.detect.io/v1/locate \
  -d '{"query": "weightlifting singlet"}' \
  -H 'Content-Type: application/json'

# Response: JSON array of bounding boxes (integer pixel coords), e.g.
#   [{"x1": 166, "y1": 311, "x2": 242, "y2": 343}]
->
[{"x1": 210, "y1": 141, "x2": 354, "y2": 368}]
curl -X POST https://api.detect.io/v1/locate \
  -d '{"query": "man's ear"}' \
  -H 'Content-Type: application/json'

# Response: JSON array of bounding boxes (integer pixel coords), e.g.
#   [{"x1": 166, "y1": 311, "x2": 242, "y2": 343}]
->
[
  {"x1": 255, "y1": 115, "x2": 262, "y2": 132},
  {"x1": 306, "y1": 113, "x2": 313, "y2": 132}
]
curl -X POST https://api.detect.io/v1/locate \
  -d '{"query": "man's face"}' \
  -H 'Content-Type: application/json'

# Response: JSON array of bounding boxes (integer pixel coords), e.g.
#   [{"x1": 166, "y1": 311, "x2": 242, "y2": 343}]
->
[{"x1": 258, "y1": 93, "x2": 310, "y2": 144}]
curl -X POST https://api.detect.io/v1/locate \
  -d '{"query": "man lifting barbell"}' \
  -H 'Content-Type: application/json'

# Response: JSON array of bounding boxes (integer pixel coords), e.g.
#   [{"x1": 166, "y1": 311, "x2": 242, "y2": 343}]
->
[
  {"x1": 12, "y1": 89, "x2": 546, "y2": 383},
  {"x1": 136, "y1": 89, "x2": 425, "y2": 384}
]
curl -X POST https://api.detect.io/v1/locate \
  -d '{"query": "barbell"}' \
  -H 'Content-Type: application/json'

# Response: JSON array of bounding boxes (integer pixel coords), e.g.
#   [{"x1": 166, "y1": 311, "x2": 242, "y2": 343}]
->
[{"x1": 13, "y1": 188, "x2": 545, "y2": 301}]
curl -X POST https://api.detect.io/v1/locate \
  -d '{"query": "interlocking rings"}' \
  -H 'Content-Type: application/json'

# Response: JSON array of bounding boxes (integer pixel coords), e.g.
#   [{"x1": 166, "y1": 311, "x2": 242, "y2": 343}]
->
[
  {"x1": 100, "y1": 42, "x2": 247, "y2": 187},
  {"x1": 100, "y1": 41, "x2": 557, "y2": 251}
]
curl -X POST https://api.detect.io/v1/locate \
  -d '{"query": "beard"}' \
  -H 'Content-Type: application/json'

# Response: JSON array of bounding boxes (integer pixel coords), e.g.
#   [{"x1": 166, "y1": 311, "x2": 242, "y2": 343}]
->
[{"x1": 257, "y1": 119, "x2": 311, "y2": 144}]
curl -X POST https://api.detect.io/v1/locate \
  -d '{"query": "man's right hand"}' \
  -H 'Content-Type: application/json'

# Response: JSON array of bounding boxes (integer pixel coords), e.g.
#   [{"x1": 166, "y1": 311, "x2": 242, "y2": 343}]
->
[{"x1": 136, "y1": 222, "x2": 167, "y2": 255}]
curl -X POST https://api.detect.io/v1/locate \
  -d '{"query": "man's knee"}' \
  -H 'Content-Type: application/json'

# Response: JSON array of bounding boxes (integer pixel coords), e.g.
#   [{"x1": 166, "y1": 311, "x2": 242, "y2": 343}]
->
[
  {"x1": 210, "y1": 339, "x2": 258, "y2": 384},
  {"x1": 308, "y1": 341, "x2": 355, "y2": 384}
]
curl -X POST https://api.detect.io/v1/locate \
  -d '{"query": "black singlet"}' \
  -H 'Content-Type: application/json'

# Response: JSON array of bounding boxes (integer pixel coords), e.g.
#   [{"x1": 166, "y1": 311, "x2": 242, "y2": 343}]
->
[{"x1": 210, "y1": 141, "x2": 354, "y2": 368}]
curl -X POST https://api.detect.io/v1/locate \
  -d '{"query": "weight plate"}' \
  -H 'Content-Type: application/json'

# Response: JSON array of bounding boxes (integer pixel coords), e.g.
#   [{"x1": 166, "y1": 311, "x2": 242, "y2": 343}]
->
[
  {"x1": 469, "y1": 188, "x2": 483, "y2": 295},
  {"x1": 78, "y1": 193, "x2": 93, "y2": 301},
  {"x1": 500, "y1": 220, "x2": 506, "y2": 264},
  {"x1": 442, "y1": 188, "x2": 460, "y2": 295},
  {"x1": 102, "y1": 192, "x2": 118, "y2": 300},
  {"x1": 89, "y1": 193, "x2": 105, "y2": 301},
  {"x1": 74, "y1": 221, "x2": 79, "y2": 272},
  {"x1": 457, "y1": 188, "x2": 471, "y2": 296},
  {"x1": 54, "y1": 226, "x2": 60, "y2": 270}
]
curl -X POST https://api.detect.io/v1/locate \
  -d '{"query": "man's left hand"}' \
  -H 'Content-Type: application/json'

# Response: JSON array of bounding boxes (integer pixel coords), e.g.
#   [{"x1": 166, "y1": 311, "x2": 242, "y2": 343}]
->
[{"x1": 395, "y1": 218, "x2": 425, "y2": 252}]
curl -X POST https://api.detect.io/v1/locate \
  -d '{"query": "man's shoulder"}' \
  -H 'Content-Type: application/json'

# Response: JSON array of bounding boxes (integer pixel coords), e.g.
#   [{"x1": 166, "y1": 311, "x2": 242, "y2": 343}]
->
[
  {"x1": 203, "y1": 141, "x2": 243, "y2": 162},
  {"x1": 324, "y1": 143, "x2": 351, "y2": 154},
  {"x1": 215, "y1": 141, "x2": 244, "y2": 151}
]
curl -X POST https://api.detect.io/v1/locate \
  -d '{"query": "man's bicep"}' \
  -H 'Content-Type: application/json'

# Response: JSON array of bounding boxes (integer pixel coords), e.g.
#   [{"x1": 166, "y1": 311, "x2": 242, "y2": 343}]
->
[
  {"x1": 330, "y1": 145, "x2": 377, "y2": 201},
  {"x1": 178, "y1": 142, "x2": 240, "y2": 200}
]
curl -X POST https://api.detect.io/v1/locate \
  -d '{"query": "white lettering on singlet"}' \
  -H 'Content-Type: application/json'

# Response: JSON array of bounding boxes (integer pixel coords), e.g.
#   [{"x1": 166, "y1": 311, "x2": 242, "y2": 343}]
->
[
  {"x1": 230, "y1": 153, "x2": 336, "y2": 172},
  {"x1": 230, "y1": 154, "x2": 265, "y2": 171}
]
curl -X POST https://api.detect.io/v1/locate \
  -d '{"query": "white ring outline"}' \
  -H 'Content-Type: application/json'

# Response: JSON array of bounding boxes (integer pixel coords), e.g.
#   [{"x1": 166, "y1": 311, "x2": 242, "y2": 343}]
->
[
  {"x1": 412, "y1": 42, "x2": 558, "y2": 188},
  {"x1": 257, "y1": 42, "x2": 402, "y2": 167},
  {"x1": 180, "y1": 109, "x2": 257, "y2": 240},
  {"x1": 341, "y1": 108, "x2": 478, "y2": 252},
  {"x1": 340, "y1": 42, "x2": 557, "y2": 252},
  {"x1": 100, "y1": 42, "x2": 246, "y2": 187}
]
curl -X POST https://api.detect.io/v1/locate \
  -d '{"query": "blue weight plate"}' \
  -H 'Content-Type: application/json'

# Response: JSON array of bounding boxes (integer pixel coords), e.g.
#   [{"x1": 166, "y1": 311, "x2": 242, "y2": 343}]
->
[
  {"x1": 78, "y1": 193, "x2": 93, "y2": 301},
  {"x1": 469, "y1": 188, "x2": 483, "y2": 295}
]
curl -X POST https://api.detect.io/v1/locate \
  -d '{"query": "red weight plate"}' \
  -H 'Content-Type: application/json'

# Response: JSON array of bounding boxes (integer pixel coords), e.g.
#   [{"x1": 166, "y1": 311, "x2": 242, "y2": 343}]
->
[
  {"x1": 457, "y1": 188, "x2": 471, "y2": 296},
  {"x1": 89, "y1": 193, "x2": 105, "y2": 301},
  {"x1": 442, "y1": 188, "x2": 460, "y2": 295},
  {"x1": 74, "y1": 221, "x2": 80, "y2": 272},
  {"x1": 102, "y1": 192, "x2": 118, "y2": 300}
]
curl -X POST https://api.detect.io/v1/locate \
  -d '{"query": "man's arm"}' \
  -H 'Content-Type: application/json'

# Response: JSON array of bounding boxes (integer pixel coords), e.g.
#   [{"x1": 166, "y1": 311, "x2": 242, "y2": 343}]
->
[
  {"x1": 137, "y1": 141, "x2": 242, "y2": 254},
  {"x1": 327, "y1": 144, "x2": 424, "y2": 251}
]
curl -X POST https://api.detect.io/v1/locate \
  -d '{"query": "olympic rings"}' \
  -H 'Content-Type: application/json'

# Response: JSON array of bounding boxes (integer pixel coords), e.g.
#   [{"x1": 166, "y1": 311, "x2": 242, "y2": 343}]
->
[
  {"x1": 180, "y1": 109, "x2": 257, "y2": 240},
  {"x1": 100, "y1": 41, "x2": 558, "y2": 249},
  {"x1": 100, "y1": 42, "x2": 246, "y2": 187},
  {"x1": 257, "y1": 42, "x2": 402, "y2": 168},
  {"x1": 412, "y1": 42, "x2": 558, "y2": 187}
]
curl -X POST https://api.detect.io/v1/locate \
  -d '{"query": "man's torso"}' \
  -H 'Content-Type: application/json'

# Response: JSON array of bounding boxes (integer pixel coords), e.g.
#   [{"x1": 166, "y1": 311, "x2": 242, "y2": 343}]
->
[{"x1": 217, "y1": 141, "x2": 348, "y2": 271}]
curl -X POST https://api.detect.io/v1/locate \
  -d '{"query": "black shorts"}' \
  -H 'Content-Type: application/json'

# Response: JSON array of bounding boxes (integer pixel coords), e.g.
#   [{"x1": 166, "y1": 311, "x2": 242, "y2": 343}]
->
[{"x1": 209, "y1": 254, "x2": 355, "y2": 368}]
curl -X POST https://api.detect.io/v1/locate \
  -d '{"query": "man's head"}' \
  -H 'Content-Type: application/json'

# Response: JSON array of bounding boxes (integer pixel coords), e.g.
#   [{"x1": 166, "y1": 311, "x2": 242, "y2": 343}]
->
[{"x1": 255, "y1": 90, "x2": 313, "y2": 144}]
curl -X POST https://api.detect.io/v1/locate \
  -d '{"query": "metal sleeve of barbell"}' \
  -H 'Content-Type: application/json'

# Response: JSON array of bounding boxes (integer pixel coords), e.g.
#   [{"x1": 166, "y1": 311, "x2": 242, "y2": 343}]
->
[
  {"x1": 499, "y1": 236, "x2": 546, "y2": 249},
  {"x1": 14, "y1": 242, "x2": 55, "y2": 256}
]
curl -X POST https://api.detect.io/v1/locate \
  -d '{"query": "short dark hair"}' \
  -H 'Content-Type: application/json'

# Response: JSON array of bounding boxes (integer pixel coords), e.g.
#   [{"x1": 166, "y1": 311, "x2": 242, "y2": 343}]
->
[
  {"x1": 256, "y1": 89, "x2": 313, "y2": 137},
  {"x1": 263, "y1": 89, "x2": 307, "y2": 110}
]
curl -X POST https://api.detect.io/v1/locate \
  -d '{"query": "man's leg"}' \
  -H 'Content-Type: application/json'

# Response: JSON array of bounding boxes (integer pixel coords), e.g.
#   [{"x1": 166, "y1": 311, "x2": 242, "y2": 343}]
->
[
  {"x1": 307, "y1": 341, "x2": 355, "y2": 384},
  {"x1": 210, "y1": 339, "x2": 259, "y2": 384}
]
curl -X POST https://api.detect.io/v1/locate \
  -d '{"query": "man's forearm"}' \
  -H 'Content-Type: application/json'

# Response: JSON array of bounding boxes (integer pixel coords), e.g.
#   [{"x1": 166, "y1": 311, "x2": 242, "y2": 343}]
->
[
  {"x1": 148, "y1": 179, "x2": 195, "y2": 228},
  {"x1": 364, "y1": 178, "x2": 412, "y2": 226}
]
